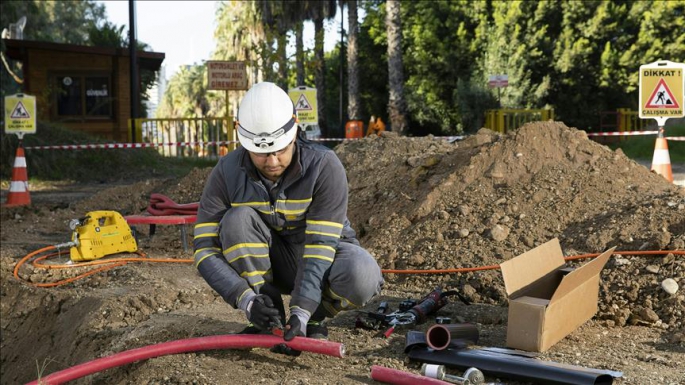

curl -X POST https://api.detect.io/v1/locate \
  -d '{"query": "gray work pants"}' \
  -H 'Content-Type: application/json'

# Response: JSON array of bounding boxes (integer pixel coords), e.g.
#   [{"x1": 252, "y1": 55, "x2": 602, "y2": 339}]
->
[{"x1": 219, "y1": 206, "x2": 384, "y2": 317}]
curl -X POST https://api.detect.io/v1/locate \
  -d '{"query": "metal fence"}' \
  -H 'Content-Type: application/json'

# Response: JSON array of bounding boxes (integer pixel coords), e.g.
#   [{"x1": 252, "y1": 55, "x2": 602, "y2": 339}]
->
[
  {"x1": 484, "y1": 109, "x2": 555, "y2": 134},
  {"x1": 131, "y1": 117, "x2": 236, "y2": 159},
  {"x1": 598, "y1": 108, "x2": 653, "y2": 133}
]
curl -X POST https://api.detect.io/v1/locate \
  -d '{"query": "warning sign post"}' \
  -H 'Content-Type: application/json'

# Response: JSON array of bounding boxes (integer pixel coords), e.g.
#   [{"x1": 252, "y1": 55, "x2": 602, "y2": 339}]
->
[
  {"x1": 4, "y1": 93, "x2": 37, "y2": 138},
  {"x1": 639, "y1": 60, "x2": 684, "y2": 126},
  {"x1": 288, "y1": 86, "x2": 318, "y2": 125}
]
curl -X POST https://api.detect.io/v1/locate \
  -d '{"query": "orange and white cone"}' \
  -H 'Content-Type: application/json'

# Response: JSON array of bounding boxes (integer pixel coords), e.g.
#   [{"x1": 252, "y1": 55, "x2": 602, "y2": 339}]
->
[
  {"x1": 4, "y1": 146, "x2": 31, "y2": 207},
  {"x1": 651, "y1": 133, "x2": 673, "y2": 183}
]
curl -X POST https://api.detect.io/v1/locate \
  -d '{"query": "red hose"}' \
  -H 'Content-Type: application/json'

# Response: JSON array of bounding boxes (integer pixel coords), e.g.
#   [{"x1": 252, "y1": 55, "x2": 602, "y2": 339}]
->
[
  {"x1": 27, "y1": 334, "x2": 345, "y2": 385},
  {"x1": 370, "y1": 365, "x2": 450, "y2": 385}
]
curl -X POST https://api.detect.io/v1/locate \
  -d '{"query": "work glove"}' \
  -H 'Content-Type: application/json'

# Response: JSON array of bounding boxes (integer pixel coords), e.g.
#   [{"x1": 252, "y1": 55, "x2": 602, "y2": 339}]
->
[
  {"x1": 245, "y1": 294, "x2": 281, "y2": 330},
  {"x1": 284, "y1": 307, "x2": 310, "y2": 341}
]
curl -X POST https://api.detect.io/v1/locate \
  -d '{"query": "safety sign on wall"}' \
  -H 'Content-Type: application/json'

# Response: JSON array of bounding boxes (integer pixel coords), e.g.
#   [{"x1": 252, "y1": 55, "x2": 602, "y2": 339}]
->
[
  {"x1": 4, "y1": 93, "x2": 37, "y2": 137},
  {"x1": 288, "y1": 86, "x2": 318, "y2": 125},
  {"x1": 639, "y1": 60, "x2": 684, "y2": 126}
]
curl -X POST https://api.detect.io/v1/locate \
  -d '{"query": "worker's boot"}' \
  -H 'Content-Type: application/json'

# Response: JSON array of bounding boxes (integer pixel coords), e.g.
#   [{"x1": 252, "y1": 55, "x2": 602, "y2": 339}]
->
[{"x1": 306, "y1": 305, "x2": 329, "y2": 340}]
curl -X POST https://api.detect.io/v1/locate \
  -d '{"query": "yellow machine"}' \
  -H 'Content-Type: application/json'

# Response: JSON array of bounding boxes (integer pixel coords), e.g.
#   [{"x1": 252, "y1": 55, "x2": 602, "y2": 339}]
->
[{"x1": 69, "y1": 210, "x2": 138, "y2": 262}]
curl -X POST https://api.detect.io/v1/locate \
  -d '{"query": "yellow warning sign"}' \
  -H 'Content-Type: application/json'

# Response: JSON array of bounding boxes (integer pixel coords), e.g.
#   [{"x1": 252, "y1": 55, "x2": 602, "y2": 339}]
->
[
  {"x1": 288, "y1": 86, "x2": 318, "y2": 124},
  {"x1": 639, "y1": 61, "x2": 684, "y2": 124},
  {"x1": 4, "y1": 94, "x2": 37, "y2": 135}
]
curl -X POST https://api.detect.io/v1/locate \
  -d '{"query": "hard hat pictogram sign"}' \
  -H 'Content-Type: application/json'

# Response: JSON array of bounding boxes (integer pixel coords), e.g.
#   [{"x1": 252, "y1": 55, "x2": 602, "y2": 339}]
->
[
  {"x1": 288, "y1": 86, "x2": 318, "y2": 125},
  {"x1": 639, "y1": 60, "x2": 684, "y2": 126},
  {"x1": 4, "y1": 93, "x2": 37, "y2": 137}
]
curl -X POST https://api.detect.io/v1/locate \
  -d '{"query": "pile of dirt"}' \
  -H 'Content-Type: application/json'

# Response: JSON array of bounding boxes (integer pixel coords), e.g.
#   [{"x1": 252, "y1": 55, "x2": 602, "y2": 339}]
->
[
  {"x1": 336, "y1": 122, "x2": 684, "y2": 331},
  {"x1": 1, "y1": 121, "x2": 683, "y2": 384}
]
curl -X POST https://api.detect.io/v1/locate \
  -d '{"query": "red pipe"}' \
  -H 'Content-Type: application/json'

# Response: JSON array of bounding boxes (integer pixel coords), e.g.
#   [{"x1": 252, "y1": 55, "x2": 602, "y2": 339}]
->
[
  {"x1": 27, "y1": 334, "x2": 345, "y2": 385},
  {"x1": 371, "y1": 365, "x2": 451, "y2": 385}
]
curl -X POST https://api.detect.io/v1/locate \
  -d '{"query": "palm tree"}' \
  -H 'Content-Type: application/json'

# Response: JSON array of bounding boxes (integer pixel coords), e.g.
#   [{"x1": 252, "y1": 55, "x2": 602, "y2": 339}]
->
[
  {"x1": 385, "y1": 0, "x2": 408, "y2": 135},
  {"x1": 307, "y1": 0, "x2": 337, "y2": 137},
  {"x1": 214, "y1": 1, "x2": 267, "y2": 85},
  {"x1": 346, "y1": 0, "x2": 360, "y2": 121}
]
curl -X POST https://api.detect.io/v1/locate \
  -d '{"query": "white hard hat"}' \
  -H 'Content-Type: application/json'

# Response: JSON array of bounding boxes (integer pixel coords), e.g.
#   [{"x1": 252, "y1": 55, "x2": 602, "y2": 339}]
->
[{"x1": 237, "y1": 82, "x2": 297, "y2": 153}]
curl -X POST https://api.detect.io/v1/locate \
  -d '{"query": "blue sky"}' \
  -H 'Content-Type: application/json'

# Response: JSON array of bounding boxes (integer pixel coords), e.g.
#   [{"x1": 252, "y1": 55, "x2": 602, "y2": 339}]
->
[{"x1": 98, "y1": 1, "x2": 345, "y2": 80}]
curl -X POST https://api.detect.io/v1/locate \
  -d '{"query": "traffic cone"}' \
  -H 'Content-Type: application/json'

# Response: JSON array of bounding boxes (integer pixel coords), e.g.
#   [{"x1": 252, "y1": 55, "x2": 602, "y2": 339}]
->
[
  {"x1": 4, "y1": 146, "x2": 31, "y2": 207},
  {"x1": 650, "y1": 133, "x2": 673, "y2": 183}
]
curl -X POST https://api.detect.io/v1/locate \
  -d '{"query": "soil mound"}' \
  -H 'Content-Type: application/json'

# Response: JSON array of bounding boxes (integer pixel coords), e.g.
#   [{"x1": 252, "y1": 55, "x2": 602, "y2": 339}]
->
[
  {"x1": 337, "y1": 122, "x2": 684, "y2": 329},
  {"x1": 1, "y1": 121, "x2": 683, "y2": 384}
]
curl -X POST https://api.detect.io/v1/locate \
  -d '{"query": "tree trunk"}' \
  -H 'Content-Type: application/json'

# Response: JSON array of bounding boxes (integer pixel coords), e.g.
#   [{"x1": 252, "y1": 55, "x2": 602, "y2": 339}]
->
[
  {"x1": 295, "y1": 21, "x2": 305, "y2": 86},
  {"x1": 314, "y1": 18, "x2": 327, "y2": 136},
  {"x1": 385, "y1": 0, "x2": 408, "y2": 135},
  {"x1": 277, "y1": 30, "x2": 288, "y2": 90},
  {"x1": 347, "y1": 0, "x2": 360, "y2": 121}
]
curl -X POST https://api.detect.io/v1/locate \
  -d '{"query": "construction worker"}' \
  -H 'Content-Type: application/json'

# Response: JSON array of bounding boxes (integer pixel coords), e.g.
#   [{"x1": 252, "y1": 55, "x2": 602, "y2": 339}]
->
[{"x1": 193, "y1": 82, "x2": 384, "y2": 341}]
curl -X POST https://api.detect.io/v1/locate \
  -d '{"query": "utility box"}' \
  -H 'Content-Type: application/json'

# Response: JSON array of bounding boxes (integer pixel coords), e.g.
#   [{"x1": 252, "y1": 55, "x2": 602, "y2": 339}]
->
[{"x1": 500, "y1": 238, "x2": 613, "y2": 352}]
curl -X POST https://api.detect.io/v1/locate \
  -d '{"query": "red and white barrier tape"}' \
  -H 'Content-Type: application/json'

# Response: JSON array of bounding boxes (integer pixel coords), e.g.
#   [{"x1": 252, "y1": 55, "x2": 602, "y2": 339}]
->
[
  {"x1": 23, "y1": 136, "x2": 467, "y2": 150},
  {"x1": 585, "y1": 130, "x2": 657, "y2": 136},
  {"x1": 24, "y1": 141, "x2": 240, "y2": 150},
  {"x1": 21, "y1": 134, "x2": 677, "y2": 151}
]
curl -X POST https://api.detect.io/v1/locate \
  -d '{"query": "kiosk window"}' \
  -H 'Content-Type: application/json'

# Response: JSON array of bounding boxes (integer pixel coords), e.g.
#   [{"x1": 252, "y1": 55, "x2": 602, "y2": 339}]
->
[{"x1": 55, "y1": 75, "x2": 112, "y2": 118}]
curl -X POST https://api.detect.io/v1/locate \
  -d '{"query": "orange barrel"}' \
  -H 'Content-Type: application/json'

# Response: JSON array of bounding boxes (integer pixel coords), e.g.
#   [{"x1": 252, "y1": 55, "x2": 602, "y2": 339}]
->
[{"x1": 345, "y1": 120, "x2": 364, "y2": 139}]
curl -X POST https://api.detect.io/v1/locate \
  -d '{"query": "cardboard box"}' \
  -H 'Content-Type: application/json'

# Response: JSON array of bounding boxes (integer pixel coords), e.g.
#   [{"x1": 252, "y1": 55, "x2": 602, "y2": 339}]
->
[{"x1": 500, "y1": 238, "x2": 614, "y2": 352}]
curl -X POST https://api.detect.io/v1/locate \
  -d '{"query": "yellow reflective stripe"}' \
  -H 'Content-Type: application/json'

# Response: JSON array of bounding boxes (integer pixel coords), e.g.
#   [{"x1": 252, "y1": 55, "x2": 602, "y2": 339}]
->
[
  {"x1": 306, "y1": 220, "x2": 344, "y2": 229},
  {"x1": 322, "y1": 301, "x2": 339, "y2": 316},
  {"x1": 194, "y1": 232, "x2": 218, "y2": 239},
  {"x1": 237, "y1": 288, "x2": 253, "y2": 305},
  {"x1": 194, "y1": 222, "x2": 219, "y2": 229},
  {"x1": 194, "y1": 247, "x2": 221, "y2": 257},
  {"x1": 240, "y1": 270, "x2": 269, "y2": 278},
  {"x1": 250, "y1": 278, "x2": 265, "y2": 287},
  {"x1": 228, "y1": 253, "x2": 269, "y2": 263},
  {"x1": 305, "y1": 230, "x2": 342, "y2": 238},
  {"x1": 303, "y1": 254, "x2": 334, "y2": 263},
  {"x1": 275, "y1": 208, "x2": 306, "y2": 215},
  {"x1": 327, "y1": 287, "x2": 358, "y2": 307},
  {"x1": 195, "y1": 254, "x2": 215, "y2": 268},
  {"x1": 232, "y1": 201, "x2": 269, "y2": 207},
  {"x1": 223, "y1": 242, "x2": 268, "y2": 254},
  {"x1": 305, "y1": 244, "x2": 336, "y2": 253},
  {"x1": 276, "y1": 198, "x2": 312, "y2": 204}
]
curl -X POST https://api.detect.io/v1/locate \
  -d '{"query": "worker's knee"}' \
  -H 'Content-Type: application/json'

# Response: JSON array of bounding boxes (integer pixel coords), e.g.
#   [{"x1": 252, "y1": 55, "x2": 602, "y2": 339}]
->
[
  {"x1": 220, "y1": 206, "x2": 259, "y2": 227},
  {"x1": 329, "y1": 244, "x2": 384, "y2": 306},
  {"x1": 219, "y1": 207, "x2": 270, "y2": 245}
]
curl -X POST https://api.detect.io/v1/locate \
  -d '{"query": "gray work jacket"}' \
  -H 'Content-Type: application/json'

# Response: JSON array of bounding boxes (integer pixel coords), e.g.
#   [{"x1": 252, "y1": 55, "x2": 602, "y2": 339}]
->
[{"x1": 193, "y1": 138, "x2": 355, "y2": 314}]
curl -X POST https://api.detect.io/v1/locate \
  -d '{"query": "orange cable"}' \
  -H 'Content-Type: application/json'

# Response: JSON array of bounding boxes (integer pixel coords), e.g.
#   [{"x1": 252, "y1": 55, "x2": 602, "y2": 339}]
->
[
  {"x1": 380, "y1": 250, "x2": 684, "y2": 275},
  {"x1": 14, "y1": 246, "x2": 684, "y2": 286}
]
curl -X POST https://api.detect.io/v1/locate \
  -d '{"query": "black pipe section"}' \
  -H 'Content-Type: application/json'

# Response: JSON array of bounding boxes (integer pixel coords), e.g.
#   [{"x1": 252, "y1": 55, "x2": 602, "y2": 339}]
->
[
  {"x1": 406, "y1": 341, "x2": 620, "y2": 385},
  {"x1": 426, "y1": 323, "x2": 479, "y2": 351}
]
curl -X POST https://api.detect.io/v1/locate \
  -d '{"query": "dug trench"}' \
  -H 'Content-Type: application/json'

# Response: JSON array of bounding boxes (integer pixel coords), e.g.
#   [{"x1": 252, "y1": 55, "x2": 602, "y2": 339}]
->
[{"x1": 1, "y1": 121, "x2": 683, "y2": 384}]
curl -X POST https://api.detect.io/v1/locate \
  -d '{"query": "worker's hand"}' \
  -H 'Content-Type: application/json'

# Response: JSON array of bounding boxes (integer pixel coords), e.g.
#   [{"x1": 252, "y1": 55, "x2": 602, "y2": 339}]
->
[
  {"x1": 283, "y1": 315, "x2": 306, "y2": 341},
  {"x1": 246, "y1": 295, "x2": 281, "y2": 330}
]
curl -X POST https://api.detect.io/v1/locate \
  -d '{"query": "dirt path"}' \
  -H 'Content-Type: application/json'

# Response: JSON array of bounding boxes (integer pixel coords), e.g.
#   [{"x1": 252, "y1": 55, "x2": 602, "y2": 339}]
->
[{"x1": 2, "y1": 123, "x2": 684, "y2": 385}]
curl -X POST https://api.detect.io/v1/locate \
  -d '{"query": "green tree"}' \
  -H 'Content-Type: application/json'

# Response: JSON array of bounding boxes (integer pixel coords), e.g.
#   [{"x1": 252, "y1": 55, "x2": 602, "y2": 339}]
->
[
  {"x1": 158, "y1": 65, "x2": 209, "y2": 118},
  {"x1": 346, "y1": 0, "x2": 361, "y2": 121},
  {"x1": 385, "y1": 0, "x2": 408, "y2": 135},
  {"x1": 307, "y1": 0, "x2": 337, "y2": 136},
  {"x1": 0, "y1": 0, "x2": 106, "y2": 45}
]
